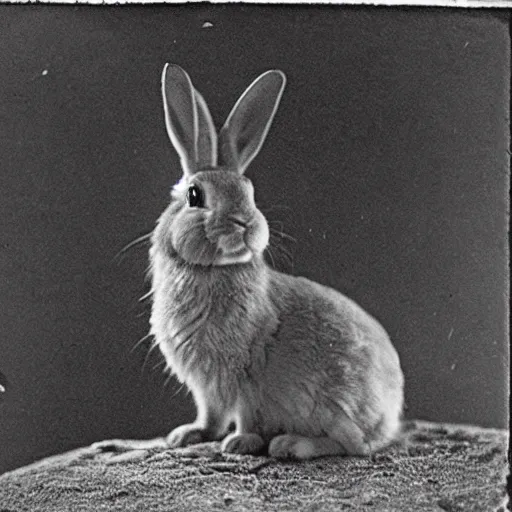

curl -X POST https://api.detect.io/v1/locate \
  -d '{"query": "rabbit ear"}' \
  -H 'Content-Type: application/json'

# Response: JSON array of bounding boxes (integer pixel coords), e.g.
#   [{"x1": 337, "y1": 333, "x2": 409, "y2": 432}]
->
[
  {"x1": 162, "y1": 64, "x2": 216, "y2": 175},
  {"x1": 219, "y1": 70, "x2": 286, "y2": 174},
  {"x1": 194, "y1": 88, "x2": 218, "y2": 168}
]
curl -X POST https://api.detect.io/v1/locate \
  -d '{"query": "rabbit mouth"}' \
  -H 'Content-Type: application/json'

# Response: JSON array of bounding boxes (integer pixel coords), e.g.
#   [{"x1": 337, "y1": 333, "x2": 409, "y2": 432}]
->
[
  {"x1": 211, "y1": 231, "x2": 253, "y2": 265},
  {"x1": 214, "y1": 245, "x2": 253, "y2": 266}
]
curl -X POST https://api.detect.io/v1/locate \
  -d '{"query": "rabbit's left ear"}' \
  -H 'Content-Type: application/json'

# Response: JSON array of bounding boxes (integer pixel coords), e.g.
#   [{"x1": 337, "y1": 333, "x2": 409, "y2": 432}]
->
[{"x1": 219, "y1": 70, "x2": 286, "y2": 174}]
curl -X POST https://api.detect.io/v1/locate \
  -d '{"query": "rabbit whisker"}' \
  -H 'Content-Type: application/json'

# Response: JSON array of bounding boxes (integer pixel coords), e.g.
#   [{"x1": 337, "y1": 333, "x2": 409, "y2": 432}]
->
[
  {"x1": 151, "y1": 358, "x2": 167, "y2": 372},
  {"x1": 169, "y1": 381, "x2": 186, "y2": 398},
  {"x1": 272, "y1": 249, "x2": 293, "y2": 270},
  {"x1": 115, "y1": 232, "x2": 153, "y2": 261},
  {"x1": 269, "y1": 228, "x2": 297, "y2": 244},
  {"x1": 270, "y1": 239, "x2": 294, "y2": 262},
  {"x1": 265, "y1": 247, "x2": 277, "y2": 269},
  {"x1": 267, "y1": 229, "x2": 295, "y2": 269},
  {"x1": 139, "y1": 289, "x2": 154, "y2": 302},
  {"x1": 144, "y1": 263, "x2": 155, "y2": 282},
  {"x1": 164, "y1": 372, "x2": 175, "y2": 390},
  {"x1": 140, "y1": 340, "x2": 161, "y2": 375},
  {"x1": 131, "y1": 332, "x2": 153, "y2": 354}
]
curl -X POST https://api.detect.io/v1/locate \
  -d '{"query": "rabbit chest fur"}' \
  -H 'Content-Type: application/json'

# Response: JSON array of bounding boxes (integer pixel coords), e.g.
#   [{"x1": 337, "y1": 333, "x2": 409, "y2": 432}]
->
[{"x1": 149, "y1": 246, "x2": 275, "y2": 409}]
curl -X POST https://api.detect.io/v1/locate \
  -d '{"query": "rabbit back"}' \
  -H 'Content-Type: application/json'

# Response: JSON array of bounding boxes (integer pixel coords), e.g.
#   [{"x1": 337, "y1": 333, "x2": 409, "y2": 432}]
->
[{"x1": 233, "y1": 270, "x2": 404, "y2": 453}]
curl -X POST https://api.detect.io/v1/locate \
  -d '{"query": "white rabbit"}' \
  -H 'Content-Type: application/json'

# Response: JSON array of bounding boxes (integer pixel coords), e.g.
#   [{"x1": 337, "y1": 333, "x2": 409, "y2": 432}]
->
[
  {"x1": 148, "y1": 64, "x2": 404, "y2": 459},
  {"x1": 96, "y1": 64, "x2": 404, "y2": 460}
]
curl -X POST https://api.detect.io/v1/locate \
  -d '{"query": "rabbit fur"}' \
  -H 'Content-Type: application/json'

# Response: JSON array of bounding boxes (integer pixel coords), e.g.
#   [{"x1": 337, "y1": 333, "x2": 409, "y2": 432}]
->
[{"x1": 148, "y1": 64, "x2": 404, "y2": 460}]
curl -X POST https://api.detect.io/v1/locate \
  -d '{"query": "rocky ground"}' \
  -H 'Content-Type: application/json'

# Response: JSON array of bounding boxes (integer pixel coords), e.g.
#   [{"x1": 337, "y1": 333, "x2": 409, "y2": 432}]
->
[{"x1": 0, "y1": 420, "x2": 508, "y2": 511}]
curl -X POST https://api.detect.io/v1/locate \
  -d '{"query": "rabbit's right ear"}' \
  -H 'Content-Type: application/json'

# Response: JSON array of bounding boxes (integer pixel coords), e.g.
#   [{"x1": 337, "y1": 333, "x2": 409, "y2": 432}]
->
[{"x1": 162, "y1": 64, "x2": 217, "y2": 176}]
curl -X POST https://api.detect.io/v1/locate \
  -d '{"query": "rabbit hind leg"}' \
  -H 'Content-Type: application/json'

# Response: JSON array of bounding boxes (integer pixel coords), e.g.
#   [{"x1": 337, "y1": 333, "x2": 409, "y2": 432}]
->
[{"x1": 268, "y1": 413, "x2": 374, "y2": 460}]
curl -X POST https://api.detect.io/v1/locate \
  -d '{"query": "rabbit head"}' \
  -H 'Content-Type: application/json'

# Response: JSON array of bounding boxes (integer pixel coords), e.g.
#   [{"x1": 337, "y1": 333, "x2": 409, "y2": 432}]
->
[{"x1": 155, "y1": 64, "x2": 286, "y2": 267}]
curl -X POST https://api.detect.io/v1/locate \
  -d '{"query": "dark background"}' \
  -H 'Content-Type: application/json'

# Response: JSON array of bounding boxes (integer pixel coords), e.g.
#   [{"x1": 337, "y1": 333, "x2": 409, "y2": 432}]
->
[{"x1": 0, "y1": 6, "x2": 508, "y2": 475}]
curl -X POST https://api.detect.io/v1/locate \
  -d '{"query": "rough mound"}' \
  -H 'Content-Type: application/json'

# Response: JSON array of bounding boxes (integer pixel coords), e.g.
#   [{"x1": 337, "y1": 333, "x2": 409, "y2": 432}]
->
[{"x1": 0, "y1": 420, "x2": 508, "y2": 511}]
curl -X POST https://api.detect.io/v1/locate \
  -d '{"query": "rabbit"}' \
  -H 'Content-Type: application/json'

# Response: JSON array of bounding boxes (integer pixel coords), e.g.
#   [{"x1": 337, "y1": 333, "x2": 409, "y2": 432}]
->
[{"x1": 96, "y1": 64, "x2": 404, "y2": 460}]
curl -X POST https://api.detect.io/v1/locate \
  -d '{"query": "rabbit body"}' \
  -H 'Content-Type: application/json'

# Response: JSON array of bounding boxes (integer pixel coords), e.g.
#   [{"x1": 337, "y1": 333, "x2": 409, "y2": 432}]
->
[
  {"x1": 151, "y1": 235, "x2": 403, "y2": 457},
  {"x1": 147, "y1": 64, "x2": 404, "y2": 459}
]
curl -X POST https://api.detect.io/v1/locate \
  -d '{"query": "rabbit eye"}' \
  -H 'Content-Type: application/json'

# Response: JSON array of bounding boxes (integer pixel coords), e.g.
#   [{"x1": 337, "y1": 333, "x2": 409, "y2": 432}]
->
[{"x1": 187, "y1": 185, "x2": 205, "y2": 208}]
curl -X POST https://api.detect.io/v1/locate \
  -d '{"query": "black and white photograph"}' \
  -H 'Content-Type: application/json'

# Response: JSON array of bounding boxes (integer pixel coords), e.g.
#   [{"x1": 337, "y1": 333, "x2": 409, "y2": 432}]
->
[{"x1": 0, "y1": 3, "x2": 509, "y2": 510}]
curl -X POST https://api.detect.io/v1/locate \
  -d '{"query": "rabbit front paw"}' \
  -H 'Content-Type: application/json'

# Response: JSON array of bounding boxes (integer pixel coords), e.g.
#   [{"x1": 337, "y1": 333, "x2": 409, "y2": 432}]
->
[
  {"x1": 166, "y1": 423, "x2": 207, "y2": 448},
  {"x1": 221, "y1": 433, "x2": 265, "y2": 455}
]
